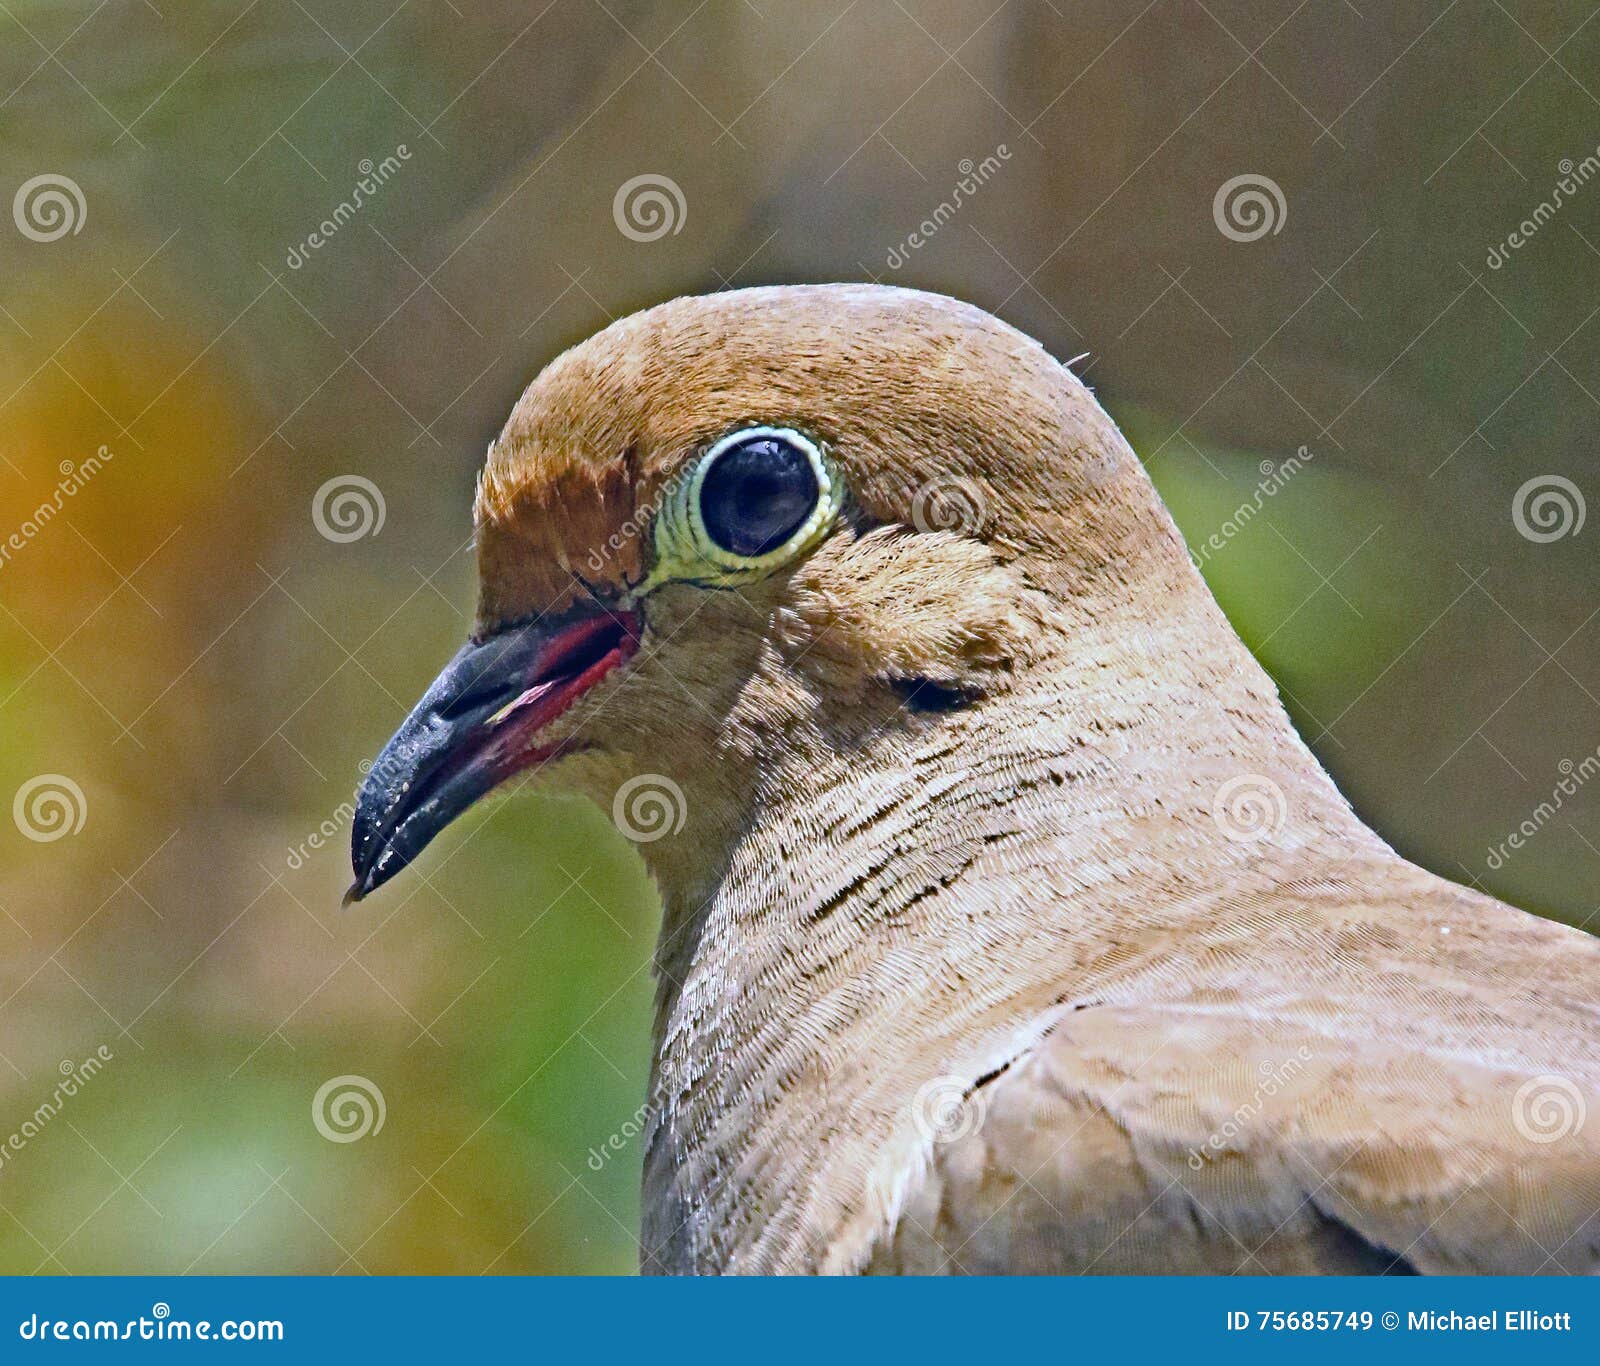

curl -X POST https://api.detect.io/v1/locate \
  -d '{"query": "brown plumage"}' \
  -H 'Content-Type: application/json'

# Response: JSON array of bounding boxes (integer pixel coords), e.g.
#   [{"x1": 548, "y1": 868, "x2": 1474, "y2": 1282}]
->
[{"x1": 351, "y1": 284, "x2": 1600, "y2": 1275}]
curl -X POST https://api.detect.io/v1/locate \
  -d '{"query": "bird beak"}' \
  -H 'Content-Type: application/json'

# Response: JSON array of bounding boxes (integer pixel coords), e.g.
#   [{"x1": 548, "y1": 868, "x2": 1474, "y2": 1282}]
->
[{"x1": 346, "y1": 602, "x2": 642, "y2": 904}]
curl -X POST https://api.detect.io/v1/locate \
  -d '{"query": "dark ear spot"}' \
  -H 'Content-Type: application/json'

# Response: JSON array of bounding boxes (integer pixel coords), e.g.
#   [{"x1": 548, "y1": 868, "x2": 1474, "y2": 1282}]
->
[{"x1": 890, "y1": 676, "x2": 979, "y2": 713}]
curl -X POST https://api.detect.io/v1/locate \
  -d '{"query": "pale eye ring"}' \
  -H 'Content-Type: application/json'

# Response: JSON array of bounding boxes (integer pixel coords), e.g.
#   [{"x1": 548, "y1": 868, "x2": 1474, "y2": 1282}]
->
[
  {"x1": 695, "y1": 427, "x2": 824, "y2": 557},
  {"x1": 634, "y1": 424, "x2": 845, "y2": 596}
]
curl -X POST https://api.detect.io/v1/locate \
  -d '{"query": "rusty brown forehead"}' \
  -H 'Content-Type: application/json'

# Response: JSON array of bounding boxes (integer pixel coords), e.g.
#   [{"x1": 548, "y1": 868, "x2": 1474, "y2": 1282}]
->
[
  {"x1": 471, "y1": 323, "x2": 819, "y2": 632},
  {"x1": 473, "y1": 319, "x2": 674, "y2": 631},
  {"x1": 471, "y1": 339, "x2": 815, "y2": 631},
  {"x1": 474, "y1": 454, "x2": 640, "y2": 634}
]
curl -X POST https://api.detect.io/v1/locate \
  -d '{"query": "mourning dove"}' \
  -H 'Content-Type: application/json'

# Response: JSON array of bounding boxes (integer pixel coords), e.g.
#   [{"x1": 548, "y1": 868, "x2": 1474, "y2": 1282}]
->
[{"x1": 349, "y1": 285, "x2": 1600, "y2": 1275}]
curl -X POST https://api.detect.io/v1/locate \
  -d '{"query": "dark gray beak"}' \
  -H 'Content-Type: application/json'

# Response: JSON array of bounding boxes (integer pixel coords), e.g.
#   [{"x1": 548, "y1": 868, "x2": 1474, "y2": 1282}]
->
[{"x1": 347, "y1": 603, "x2": 641, "y2": 903}]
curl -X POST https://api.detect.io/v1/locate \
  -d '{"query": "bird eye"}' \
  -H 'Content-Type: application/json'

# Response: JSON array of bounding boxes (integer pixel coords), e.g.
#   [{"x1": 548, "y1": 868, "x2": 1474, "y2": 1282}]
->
[
  {"x1": 698, "y1": 431, "x2": 822, "y2": 557},
  {"x1": 637, "y1": 425, "x2": 845, "y2": 594}
]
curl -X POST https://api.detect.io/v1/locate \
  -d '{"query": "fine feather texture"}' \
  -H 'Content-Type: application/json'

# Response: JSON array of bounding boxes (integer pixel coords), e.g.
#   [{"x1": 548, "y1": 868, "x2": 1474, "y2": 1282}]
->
[{"x1": 460, "y1": 284, "x2": 1600, "y2": 1275}]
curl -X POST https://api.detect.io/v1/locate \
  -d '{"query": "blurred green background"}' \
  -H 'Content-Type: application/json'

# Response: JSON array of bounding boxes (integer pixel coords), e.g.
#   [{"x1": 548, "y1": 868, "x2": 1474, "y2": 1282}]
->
[{"x1": 1, "y1": 0, "x2": 1596, "y2": 1274}]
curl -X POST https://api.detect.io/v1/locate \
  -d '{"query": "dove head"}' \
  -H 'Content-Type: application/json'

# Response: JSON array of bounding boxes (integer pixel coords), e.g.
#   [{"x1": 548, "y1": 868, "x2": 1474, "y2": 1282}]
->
[{"x1": 348, "y1": 284, "x2": 1213, "y2": 909}]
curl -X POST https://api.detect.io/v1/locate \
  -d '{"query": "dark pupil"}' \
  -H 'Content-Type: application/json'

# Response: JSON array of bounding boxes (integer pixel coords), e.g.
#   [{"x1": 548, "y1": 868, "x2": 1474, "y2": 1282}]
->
[{"x1": 699, "y1": 436, "x2": 820, "y2": 557}]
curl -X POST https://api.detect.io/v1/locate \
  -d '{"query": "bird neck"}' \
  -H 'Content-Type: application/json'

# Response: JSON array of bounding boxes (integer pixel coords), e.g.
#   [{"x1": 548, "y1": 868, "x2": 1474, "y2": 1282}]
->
[{"x1": 636, "y1": 567, "x2": 1380, "y2": 1273}]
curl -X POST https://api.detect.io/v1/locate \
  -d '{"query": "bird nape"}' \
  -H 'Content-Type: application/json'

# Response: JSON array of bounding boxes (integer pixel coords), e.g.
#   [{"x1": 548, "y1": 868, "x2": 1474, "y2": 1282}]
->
[{"x1": 349, "y1": 284, "x2": 1600, "y2": 1276}]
